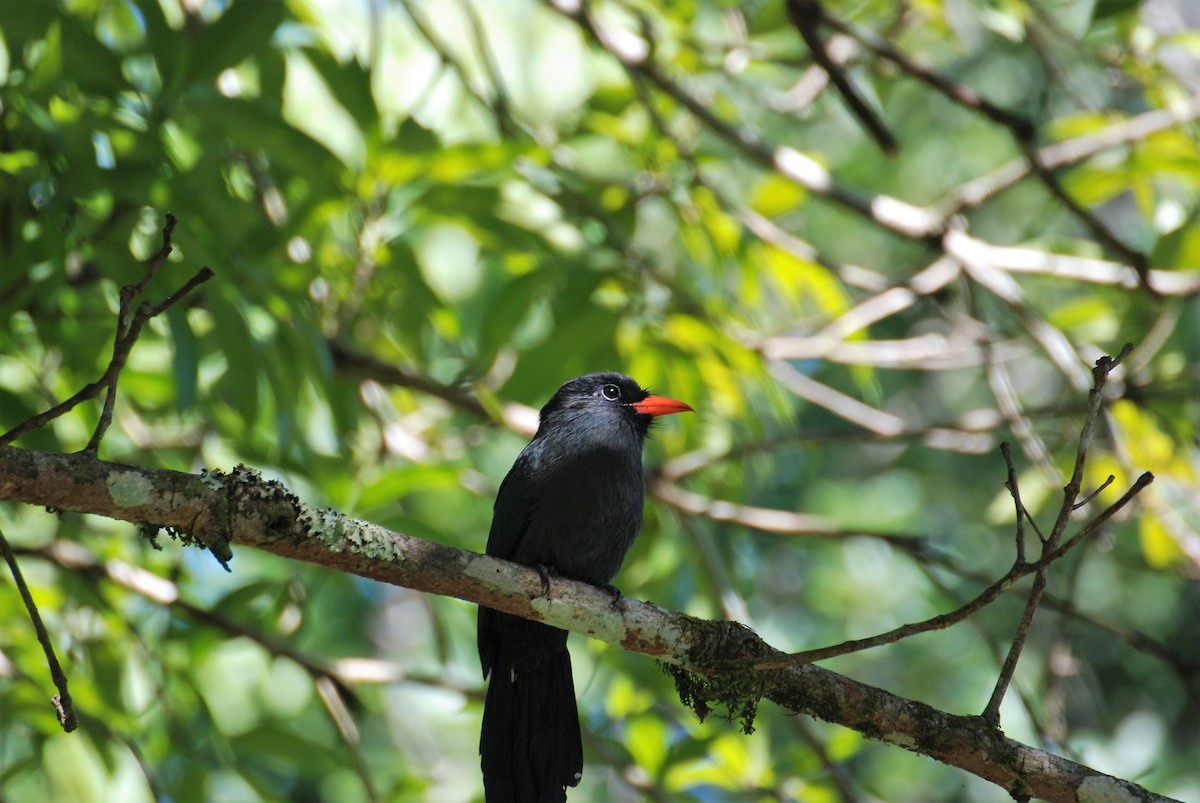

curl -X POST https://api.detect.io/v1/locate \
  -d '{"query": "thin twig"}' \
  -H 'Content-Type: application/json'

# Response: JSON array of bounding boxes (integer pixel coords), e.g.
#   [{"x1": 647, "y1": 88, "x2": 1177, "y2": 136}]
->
[
  {"x1": 980, "y1": 345, "x2": 1134, "y2": 725},
  {"x1": 938, "y1": 99, "x2": 1200, "y2": 218},
  {"x1": 981, "y1": 568, "x2": 1046, "y2": 726},
  {"x1": 785, "y1": 0, "x2": 898, "y2": 155},
  {"x1": 1000, "y1": 440, "x2": 1047, "y2": 544},
  {"x1": 0, "y1": 527, "x2": 77, "y2": 732},
  {"x1": 131, "y1": 211, "x2": 177, "y2": 296},
  {"x1": 1051, "y1": 343, "x2": 1134, "y2": 545},
  {"x1": 400, "y1": 0, "x2": 517, "y2": 137},
  {"x1": 650, "y1": 477, "x2": 925, "y2": 548},
  {"x1": 1016, "y1": 140, "x2": 1153, "y2": 291},
  {"x1": 1073, "y1": 475, "x2": 1115, "y2": 510},
  {"x1": 0, "y1": 216, "x2": 213, "y2": 451},
  {"x1": 744, "y1": 467, "x2": 1150, "y2": 672},
  {"x1": 458, "y1": 0, "x2": 516, "y2": 138},
  {"x1": 1001, "y1": 443, "x2": 1028, "y2": 562},
  {"x1": 914, "y1": 556, "x2": 1057, "y2": 750},
  {"x1": 816, "y1": 8, "x2": 1033, "y2": 135},
  {"x1": 1042, "y1": 471, "x2": 1152, "y2": 565},
  {"x1": 84, "y1": 265, "x2": 214, "y2": 454},
  {"x1": 87, "y1": 213, "x2": 179, "y2": 452},
  {"x1": 550, "y1": 0, "x2": 944, "y2": 240},
  {"x1": 818, "y1": 6, "x2": 1153, "y2": 289}
]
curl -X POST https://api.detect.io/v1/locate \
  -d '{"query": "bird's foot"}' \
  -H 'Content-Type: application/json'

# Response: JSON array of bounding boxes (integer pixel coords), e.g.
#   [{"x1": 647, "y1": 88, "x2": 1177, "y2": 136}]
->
[
  {"x1": 599, "y1": 583, "x2": 623, "y2": 611},
  {"x1": 532, "y1": 563, "x2": 556, "y2": 598}
]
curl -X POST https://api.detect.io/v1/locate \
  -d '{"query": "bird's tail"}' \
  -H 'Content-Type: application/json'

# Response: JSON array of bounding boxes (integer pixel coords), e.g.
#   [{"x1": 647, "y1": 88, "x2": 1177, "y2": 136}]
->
[{"x1": 479, "y1": 609, "x2": 584, "y2": 803}]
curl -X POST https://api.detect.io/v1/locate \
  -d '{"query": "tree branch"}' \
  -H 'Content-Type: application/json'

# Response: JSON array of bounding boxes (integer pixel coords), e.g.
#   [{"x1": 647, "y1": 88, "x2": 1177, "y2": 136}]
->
[{"x1": 0, "y1": 445, "x2": 1171, "y2": 802}]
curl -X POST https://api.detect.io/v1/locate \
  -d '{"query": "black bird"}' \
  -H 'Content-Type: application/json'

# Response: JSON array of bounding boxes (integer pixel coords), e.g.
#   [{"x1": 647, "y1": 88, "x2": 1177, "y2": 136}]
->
[{"x1": 478, "y1": 373, "x2": 693, "y2": 803}]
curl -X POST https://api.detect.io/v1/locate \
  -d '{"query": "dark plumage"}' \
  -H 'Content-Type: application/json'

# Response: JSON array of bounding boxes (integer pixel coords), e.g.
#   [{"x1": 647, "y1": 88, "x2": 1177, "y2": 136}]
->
[{"x1": 477, "y1": 373, "x2": 692, "y2": 803}]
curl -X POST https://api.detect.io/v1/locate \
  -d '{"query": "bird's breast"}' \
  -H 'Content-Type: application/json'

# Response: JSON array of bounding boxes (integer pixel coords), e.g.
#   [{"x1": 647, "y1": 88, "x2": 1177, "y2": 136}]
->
[{"x1": 518, "y1": 449, "x2": 645, "y2": 584}]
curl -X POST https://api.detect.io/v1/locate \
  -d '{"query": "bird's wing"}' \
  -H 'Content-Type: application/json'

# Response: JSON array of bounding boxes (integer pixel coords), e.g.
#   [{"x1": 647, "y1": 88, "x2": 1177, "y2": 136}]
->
[
  {"x1": 479, "y1": 447, "x2": 540, "y2": 677},
  {"x1": 485, "y1": 452, "x2": 535, "y2": 561}
]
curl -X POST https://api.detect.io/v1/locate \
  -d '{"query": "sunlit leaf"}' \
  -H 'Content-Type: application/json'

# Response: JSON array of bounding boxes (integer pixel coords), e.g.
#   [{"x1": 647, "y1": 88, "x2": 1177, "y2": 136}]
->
[{"x1": 1139, "y1": 515, "x2": 1187, "y2": 569}]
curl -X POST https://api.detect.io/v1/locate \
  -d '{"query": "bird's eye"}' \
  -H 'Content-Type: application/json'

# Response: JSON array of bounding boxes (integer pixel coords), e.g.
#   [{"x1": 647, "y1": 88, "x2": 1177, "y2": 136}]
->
[{"x1": 601, "y1": 384, "x2": 621, "y2": 400}]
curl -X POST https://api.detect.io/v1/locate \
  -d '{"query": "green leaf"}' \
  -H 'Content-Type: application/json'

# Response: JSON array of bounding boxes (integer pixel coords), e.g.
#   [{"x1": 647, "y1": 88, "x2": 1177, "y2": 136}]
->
[
  {"x1": 168, "y1": 305, "x2": 200, "y2": 411},
  {"x1": 305, "y1": 49, "x2": 378, "y2": 132},
  {"x1": 182, "y1": 2, "x2": 288, "y2": 86}
]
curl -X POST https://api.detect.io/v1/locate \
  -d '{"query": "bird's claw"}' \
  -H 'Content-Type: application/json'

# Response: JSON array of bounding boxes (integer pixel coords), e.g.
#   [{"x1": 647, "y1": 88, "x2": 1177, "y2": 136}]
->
[
  {"x1": 533, "y1": 563, "x2": 554, "y2": 598},
  {"x1": 599, "y1": 583, "x2": 623, "y2": 611}
]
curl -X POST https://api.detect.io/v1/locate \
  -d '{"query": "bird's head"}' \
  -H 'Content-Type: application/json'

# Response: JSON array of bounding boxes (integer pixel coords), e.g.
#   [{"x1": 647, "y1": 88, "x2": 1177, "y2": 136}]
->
[{"x1": 537, "y1": 373, "x2": 693, "y2": 442}]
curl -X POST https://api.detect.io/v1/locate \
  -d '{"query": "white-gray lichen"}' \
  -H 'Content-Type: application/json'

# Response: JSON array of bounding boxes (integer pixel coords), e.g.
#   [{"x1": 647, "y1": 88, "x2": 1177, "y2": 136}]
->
[{"x1": 107, "y1": 471, "x2": 155, "y2": 507}]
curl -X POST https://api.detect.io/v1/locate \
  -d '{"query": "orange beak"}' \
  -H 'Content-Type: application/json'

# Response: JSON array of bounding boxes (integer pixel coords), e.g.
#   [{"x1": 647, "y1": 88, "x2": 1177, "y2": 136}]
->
[{"x1": 628, "y1": 395, "x2": 694, "y2": 417}]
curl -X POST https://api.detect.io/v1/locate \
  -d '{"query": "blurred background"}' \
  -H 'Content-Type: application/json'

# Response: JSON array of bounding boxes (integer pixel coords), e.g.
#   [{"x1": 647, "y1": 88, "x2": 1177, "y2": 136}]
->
[{"x1": 1, "y1": 0, "x2": 1198, "y2": 800}]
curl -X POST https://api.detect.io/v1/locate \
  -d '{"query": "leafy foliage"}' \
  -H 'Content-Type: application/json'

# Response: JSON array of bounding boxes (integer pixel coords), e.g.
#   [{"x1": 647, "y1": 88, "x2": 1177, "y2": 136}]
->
[{"x1": 2, "y1": 0, "x2": 1199, "y2": 800}]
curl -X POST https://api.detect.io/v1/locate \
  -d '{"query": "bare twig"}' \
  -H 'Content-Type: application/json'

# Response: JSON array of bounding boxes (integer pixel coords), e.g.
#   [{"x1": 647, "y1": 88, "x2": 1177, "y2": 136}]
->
[
  {"x1": 86, "y1": 213, "x2": 179, "y2": 452},
  {"x1": 944, "y1": 230, "x2": 1200, "y2": 296},
  {"x1": 549, "y1": 0, "x2": 945, "y2": 240},
  {"x1": 0, "y1": 527, "x2": 77, "y2": 732},
  {"x1": 982, "y1": 566, "x2": 1048, "y2": 727},
  {"x1": 769, "y1": 360, "x2": 907, "y2": 435},
  {"x1": 400, "y1": 0, "x2": 517, "y2": 137},
  {"x1": 1043, "y1": 472, "x2": 1153, "y2": 565},
  {"x1": 980, "y1": 345, "x2": 1134, "y2": 726},
  {"x1": 1073, "y1": 475, "x2": 1115, "y2": 510},
  {"x1": 1053, "y1": 344, "x2": 1134, "y2": 542},
  {"x1": 940, "y1": 100, "x2": 1200, "y2": 217},
  {"x1": 130, "y1": 212, "x2": 178, "y2": 295},
  {"x1": 1016, "y1": 140, "x2": 1153, "y2": 291},
  {"x1": 326, "y1": 339, "x2": 538, "y2": 435},
  {"x1": 817, "y1": 7, "x2": 1153, "y2": 288},
  {"x1": 1001, "y1": 443, "x2": 1029, "y2": 563},
  {"x1": 914, "y1": 556, "x2": 1057, "y2": 750},
  {"x1": 816, "y1": 9, "x2": 1031, "y2": 135},
  {"x1": 785, "y1": 0, "x2": 898, "y2": 155},
  {"x1": 458, "y1": 0, "x2": 516, "y2": 138},
  {"x1": 742, "y1": 346, "x2": 1148, "y2": 675},
  {"x1": 0, "y1": 215, "x2": 213, "y2": 451},
  {"x1": 745, "y1": 468, "x2": 1150, "y2": 672},
  {"x1": 677, "y1": 513, "x2": 752, "y2": 624}
]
